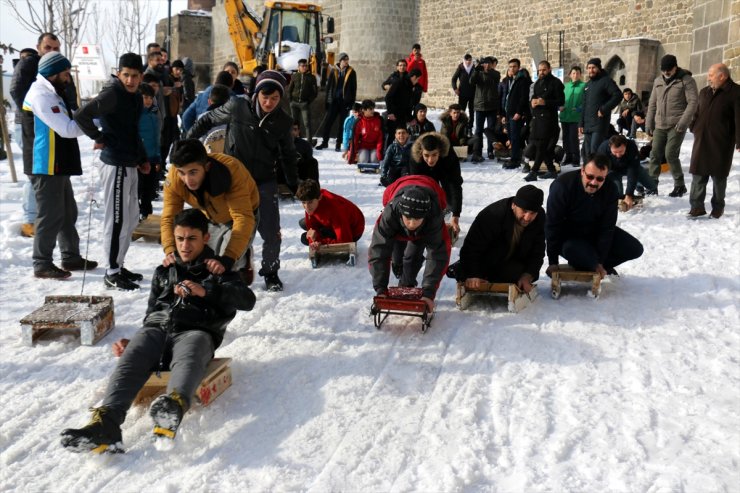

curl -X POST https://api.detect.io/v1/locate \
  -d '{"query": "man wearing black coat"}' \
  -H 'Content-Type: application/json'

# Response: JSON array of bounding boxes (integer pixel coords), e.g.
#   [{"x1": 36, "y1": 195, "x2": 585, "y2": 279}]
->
[
  {"x1": 525, "y1": 61, "x2": 565, "y2": 181},
  {"x1": 545, "y1": 154, "x2": 643, "y2": 279},
  {"x1": 469, "y1": 56, "x2": 501, "y2": 162},
  {"x1": 452, "y1": 54, "x2": 477, "y2": 131},
  {"x1": 60, "y1": 209, "x2": 256, "y2": 453},
  {"x1": 317, "y1": 53, "x2": 357, "y2": 151},
  {"x1": 597, "y1": 135, "x2": 657, "y2": 211},
  {"x1": 449, "y1": 185, "x2": 545, "y2": 294},
  {"x1": 9, "y1": 33, "x2": 62, "y2": 237},
  {"x1": 502, "y1": 59, "x2": 532, "y2": 168},
  {"x1": 579, "y1": 58, "x2": 622, "y2": 156},
  {"x1": 186, "y1": 70, "x2": 298, "y2": 292}
]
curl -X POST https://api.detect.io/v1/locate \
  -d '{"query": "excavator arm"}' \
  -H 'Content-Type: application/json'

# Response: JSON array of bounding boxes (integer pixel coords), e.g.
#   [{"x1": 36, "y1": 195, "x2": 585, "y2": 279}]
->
[{"x1": 224, "y1": 0, "x2": 263, "y2": 74}]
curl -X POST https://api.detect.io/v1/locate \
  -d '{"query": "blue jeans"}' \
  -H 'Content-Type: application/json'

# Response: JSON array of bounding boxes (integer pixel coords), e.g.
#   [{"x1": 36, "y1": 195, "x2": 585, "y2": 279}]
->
[{"x1": 507, "y1": 118, "x2": 525, "y2": 162}]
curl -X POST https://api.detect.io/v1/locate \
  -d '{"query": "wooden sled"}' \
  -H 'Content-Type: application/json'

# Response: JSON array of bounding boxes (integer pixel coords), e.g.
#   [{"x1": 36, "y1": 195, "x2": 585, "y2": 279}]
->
[
  {"x1": 357, "y1": 163, "x2": 380, "y2": 174},
  {"x1": 370, "y1": 287, "x2": 433, "y2": 333},
  {"x1": 20, "y1": 296, "x2": 114, "y2": 346},
  {"x1": 455, "y1": 281, "x2": 538, "y2": 312},
  {"x1": 132, "y1": 214, "x2": 162, "y2": 243},
  {"x1": 309, "y1": 241, "x2": 357, "y2": 268},
  {"x1": 277, "y1": 183, "x2": 294, "y2": 200},
  {"x1": 134, "y1": 357, "x2": 232, "y2": 407},
  {"x1": 446, "y1": 223, "x2": 459, "y2": 246},
  {"x1": 453, "y1": 146, "x2": 468, "y2": 160},
  {"x1": 618, "y1": 195, "x2": 644, "y2": 212},
  {"x1": 202, "y1": 128, "x2": 226, "y2": 154},
  {"x1": 551, "y1": 265, "x2": 601, "y2": 299}
]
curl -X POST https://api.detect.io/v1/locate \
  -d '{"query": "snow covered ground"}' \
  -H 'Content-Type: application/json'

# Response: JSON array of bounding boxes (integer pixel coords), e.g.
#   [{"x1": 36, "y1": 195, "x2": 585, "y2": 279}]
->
[{"x1": 0, "y1": 111, "x2": 738, "y2": 492}]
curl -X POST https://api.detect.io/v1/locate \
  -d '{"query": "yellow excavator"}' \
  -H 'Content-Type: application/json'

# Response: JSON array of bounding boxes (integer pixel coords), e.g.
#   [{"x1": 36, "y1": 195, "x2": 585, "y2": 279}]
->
[{"x1": 224, "y1": 0, "x2": 335, "y2": 78}]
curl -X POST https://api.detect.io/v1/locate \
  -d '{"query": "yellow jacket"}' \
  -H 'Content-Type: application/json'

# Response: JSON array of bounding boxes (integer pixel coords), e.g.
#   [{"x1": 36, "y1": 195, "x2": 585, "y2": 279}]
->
[{"x1": 161, "y1": 153, "x2": 259, "y2": 264}]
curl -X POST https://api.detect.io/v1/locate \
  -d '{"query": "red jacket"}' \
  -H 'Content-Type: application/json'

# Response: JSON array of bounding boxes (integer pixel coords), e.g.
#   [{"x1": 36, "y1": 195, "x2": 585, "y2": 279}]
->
[
  {"x1": 350, "y1": 112, "x2": 384, "y2": 163},
  {"x1": 406, "y1": 53, "x2": 428, "y2": 92},
  {"x1": 305, "y1": 189, "x2": 365, "y2": 245}
]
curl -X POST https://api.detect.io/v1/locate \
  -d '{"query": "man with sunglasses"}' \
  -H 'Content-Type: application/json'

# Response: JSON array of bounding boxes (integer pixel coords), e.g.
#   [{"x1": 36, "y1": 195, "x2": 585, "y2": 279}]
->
[{"x1": 545, "y1": 154, "x2": 644, "y2": 279}]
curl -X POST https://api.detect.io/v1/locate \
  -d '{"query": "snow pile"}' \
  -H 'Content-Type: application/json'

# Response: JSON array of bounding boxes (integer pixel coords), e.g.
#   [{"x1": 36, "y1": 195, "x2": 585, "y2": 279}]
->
[{"x1": 0, "y1": 112, "x2": 738, "y2": 491}]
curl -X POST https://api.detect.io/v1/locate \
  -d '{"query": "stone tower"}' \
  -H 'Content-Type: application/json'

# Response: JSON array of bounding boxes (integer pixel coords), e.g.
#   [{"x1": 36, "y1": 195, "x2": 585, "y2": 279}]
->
[{"x1": 338, "y1": 0, "x2": 419, "y2": 100}]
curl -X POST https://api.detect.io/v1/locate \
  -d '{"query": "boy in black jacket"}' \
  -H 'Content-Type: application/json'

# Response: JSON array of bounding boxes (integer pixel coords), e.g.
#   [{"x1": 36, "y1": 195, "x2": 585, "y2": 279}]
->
[
  {"x1": 74, "y1": 53, "x2": 150, "y2": 291},
  {"x1": 60, "y1": 209, "x2": 256, "y2": 453}
]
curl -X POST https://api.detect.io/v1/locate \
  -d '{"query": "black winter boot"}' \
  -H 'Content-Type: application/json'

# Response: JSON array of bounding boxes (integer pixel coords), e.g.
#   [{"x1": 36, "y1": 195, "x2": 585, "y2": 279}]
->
[
  {"x1": 150, "y1": 392, "x2": 186, "y2": 440},
  {"x1": 60, "y1": 407, "x2": 123, "y2": 453}
]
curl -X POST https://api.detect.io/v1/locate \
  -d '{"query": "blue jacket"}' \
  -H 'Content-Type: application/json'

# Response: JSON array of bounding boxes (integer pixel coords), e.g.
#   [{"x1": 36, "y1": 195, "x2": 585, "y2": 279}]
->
[
  {"x1": 139, "y1": 104, "x2": 161, "y2": 160},
  {"x1": 182, "y1": 86, "x2": 213, "y2": 132},
  {"x1": 380, "y1": 140, "x2": 412, "y2": 177},
  {"x1": 342, "y1": 114, "x2": 357, "y2": 151}
]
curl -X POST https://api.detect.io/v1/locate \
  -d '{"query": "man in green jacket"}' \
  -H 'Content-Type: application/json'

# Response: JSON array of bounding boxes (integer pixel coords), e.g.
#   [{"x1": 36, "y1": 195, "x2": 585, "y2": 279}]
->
[{"x1": 559, "y1": 66, "x2": 585, "y2": 166}]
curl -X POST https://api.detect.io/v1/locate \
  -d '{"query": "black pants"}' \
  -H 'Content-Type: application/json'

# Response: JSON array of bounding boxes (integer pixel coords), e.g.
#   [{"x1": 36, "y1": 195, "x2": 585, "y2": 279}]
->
[
  {"x1": 31, "y1": 174, "x2": 81, "y2": 269},
  {"x1": 459, "y1": 94, "x2": 475, "y2": 130},
  {"x1": 137, "y1": 158, "x2": 160, "y2": 218},
  {"x1": 160, "y1": 116, "x2": 180, "y2": 167},
  {"x1": 531, "y1": 130, "x2": 560, "y2": 173},
  {"x1": 560, "y1": 227, "x2": 643, "y2": 271},
  {"x1": 321, "y1": 100, "x2": 349, "y2": 146},
  {"x1": 561, "y1": 122, "x2": 580, "y2": 165}
]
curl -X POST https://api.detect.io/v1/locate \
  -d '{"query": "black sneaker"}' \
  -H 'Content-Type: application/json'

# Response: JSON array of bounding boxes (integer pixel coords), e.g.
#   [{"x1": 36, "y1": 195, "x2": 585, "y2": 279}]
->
[
  {"x1": 150, "y1": 392, "x2": 185, "y2": 440},
  {"x1": 521, "y1": 164, "x2": 531, "y2": 173},
  {"x1": 34, "y1": 264, "x2": 72, "y2": 279},
  {"x1": 503, "y1": 160, "x2": 520, "y2": 170},
  {"x1": 315, "y1": 140, "x2": 328, "y2": 150},
  {"x1": 392, "y1": 263, "x2": 403, "y2": 280},
  {"x1": 264, "y1": 272, "x2": 284, "y2": 292},
  {"x1": 61, "y1": 257, "x2": 98, "y2": 271},
  {"x1": 60, "y1": 407, "x2": 123, "y2": 454},
  {"x1": 541, "y1": 171, "x2": 558, "y2": 180},
  {"x1": 120, "y1": 267, "x2": 144, "y2": 281},
  {"x1": 470, "y1": 154, "x2": 485, "y2": 163},
  {"x1": 524, "y1": 171, "x2": 538, "y2": 182},
  {"x1": 105, "y1": 272, "x2": 140, "y2": 291},
  {"x1": 668, "y1": 185, "x2": 687, "y2": 198}
]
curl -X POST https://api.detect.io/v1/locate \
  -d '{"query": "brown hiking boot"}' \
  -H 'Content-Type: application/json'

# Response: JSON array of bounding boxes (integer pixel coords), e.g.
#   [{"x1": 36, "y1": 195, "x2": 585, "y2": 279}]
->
[
  {"x1": 687, "y1": 208, "x2": 707, "y2": 218},
  {"x1": 20, "y1": 223, "x2": 34, "y2": 237},
  {"x1": 34, "y1": 264, "x2": 72, "y2": 279},
  {"x1": 710, "y1": 208, "x2": 724, "y2": 219}
]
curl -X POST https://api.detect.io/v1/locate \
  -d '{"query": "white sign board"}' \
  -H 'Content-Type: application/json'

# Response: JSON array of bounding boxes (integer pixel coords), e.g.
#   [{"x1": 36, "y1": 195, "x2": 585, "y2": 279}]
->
[{"x1": 73, "y1": 44, "x2": 108, "y2": 80}]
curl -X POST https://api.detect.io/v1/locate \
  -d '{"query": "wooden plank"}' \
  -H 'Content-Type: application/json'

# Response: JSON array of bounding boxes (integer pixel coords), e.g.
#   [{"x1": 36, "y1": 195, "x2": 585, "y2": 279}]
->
[
  {"x1": 132, "y1": 214, "x2": 162, "y2": 242},
  {"x1": 134, "y1": 358, "x2": 233, "y2": 407},
  {"x1": 453, "y1": 146, "x2": 467, "y2": 159},
  {"x1": 551, "y1": 265, "x2": 601, "y2": 299}
]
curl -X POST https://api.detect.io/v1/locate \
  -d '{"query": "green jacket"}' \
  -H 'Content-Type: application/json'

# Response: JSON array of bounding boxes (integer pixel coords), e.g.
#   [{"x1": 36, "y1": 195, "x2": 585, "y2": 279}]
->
[{"x1": 559, "y1": 80, "x2": 585, "y2": 123}]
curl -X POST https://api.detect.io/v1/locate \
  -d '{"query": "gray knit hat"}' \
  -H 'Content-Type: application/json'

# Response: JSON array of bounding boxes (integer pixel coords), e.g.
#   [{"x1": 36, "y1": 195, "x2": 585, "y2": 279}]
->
[
  {"x1": 254, "y1": 69, "x2": 287, "y2": 97},
  {"x1": 399, "y1": 187, "x2": 431, "y2": 219},
  {"x1": 38, "y1": 52, "x2": 71, "y2": 77}
]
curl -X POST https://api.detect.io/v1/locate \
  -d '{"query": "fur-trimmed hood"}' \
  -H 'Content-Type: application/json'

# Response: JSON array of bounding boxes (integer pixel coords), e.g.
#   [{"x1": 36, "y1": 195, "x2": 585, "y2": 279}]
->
[
  {"x1": 440, "y1": 110, "x2": 469, "y2": 126},
  {"x1": 411, "y1": 131, "x2": 450, "y2": 162}
]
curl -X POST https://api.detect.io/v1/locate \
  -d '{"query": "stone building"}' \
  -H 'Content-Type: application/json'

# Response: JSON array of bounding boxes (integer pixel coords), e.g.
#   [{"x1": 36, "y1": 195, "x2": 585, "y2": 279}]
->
[{"x1": 168, "y1": 0, "x2": 737, "y2": 106}]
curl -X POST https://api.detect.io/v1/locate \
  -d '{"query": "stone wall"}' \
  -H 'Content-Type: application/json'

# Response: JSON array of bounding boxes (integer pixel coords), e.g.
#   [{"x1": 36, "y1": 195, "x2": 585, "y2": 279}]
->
[
  {"x1": 691, "y1": 0, "x2": 737, "y2": 86},
  {"x1": 416, "y1": 0, "x2": 700, "y2": 108},
  {"x1": 156, "y1": 13, "x2": 213, "y2": 91}
]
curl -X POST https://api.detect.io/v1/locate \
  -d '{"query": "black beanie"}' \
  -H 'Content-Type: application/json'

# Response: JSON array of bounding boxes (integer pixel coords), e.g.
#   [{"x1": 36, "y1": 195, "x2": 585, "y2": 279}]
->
[
  {"x1": 398, "y1": 187, "x2": 431, "y2": 218},
  {"x1": 587, "y1": 57, "x2": 602, "y2": 69},
  {"x1": 660, "y1": 54, "x2": 678, "y2": 71},
  {"x1": 513, "y1": 185, "x2": 544, "y2": 212}
]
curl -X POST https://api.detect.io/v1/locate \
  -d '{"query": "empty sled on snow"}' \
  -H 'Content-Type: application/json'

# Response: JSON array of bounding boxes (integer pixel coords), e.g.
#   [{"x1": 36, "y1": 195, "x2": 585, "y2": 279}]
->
[
  {"x1": 357, "y1": 162, "x2": 380, "y2": 174},
  {"x1": 132, "y1": 214, "x2": 162, "y2": 243},
  {"x1": 370, "y1": 287, "x2": 434, "y2": 333},
  {"x1": 309, "y1": 241, "x2": 357, "y2": 268},
  {"x1": 20, "y1": 295, "x2": 115, "y2": 346},
  {"x1": 550, "y1": 265, "x2": 602, "y2": 299}
]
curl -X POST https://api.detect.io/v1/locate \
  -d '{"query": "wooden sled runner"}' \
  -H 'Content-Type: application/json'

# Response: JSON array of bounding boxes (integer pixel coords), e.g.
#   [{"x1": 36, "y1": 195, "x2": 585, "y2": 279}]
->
[
  {"x1": 370, "y1": 287, "x2": 434, "y2": 333},
  {"x1": 20, "y1": 296, "x2": 115, "y2": 346},
  {"x1": 455, "y1": 281, "x2": 538, "y2": 312},
  {"x1": 357, "y1": 163, "x2": 380, "y2": 174},
  {"x1": 132, "y1": 214, "x2": 162, "y2": 243},
  {"x1": 551, "y1": 265, "x2": 601, "y2": 299},
  {"x1": 618, "y1": 195, "x2": 644, "y2": 212},
  {"x1": 309, "y1": 241, "x2": 357, "y2": 268},
  {"x1": 134, "y1": 358, "x2": 233, "y2": 407}
]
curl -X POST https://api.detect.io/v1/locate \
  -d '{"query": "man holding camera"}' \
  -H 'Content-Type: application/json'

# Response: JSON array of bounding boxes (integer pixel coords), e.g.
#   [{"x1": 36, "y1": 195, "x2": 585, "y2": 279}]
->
[{"x1": 469, "y1": 56, "x2": 500, "y2": 162}]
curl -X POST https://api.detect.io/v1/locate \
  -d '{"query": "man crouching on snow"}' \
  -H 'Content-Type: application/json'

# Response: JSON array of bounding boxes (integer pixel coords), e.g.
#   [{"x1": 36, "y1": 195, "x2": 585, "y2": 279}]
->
[
  {"x1": 368, "y1": 175, "x2": 451, "y2": 311},
  {"x1": 60, "y1": 209, "x2": 255, "y2": 453}
]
